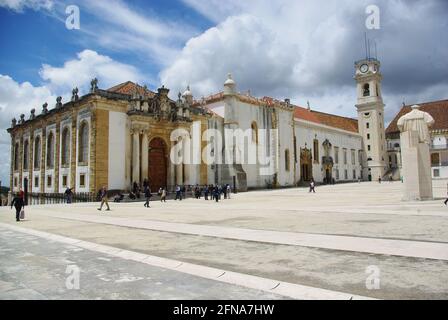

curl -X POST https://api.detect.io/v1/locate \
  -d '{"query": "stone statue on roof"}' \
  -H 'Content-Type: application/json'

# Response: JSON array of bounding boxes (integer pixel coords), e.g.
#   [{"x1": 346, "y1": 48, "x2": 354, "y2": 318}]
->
[{"x1": 397, "y1": 105, "x2": 434, "y2": 144}]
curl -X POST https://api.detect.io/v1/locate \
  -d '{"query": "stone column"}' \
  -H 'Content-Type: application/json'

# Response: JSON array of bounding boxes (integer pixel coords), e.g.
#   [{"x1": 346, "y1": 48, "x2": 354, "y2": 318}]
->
[
  {"x1": 70, "y1": 117, "x2": 77, "y2": 191},
  {"x1": 29, "y1": 130, "x2": 34, "y2": 193},
  {"x1": 183, "y1": 136, "x2": 191, "y2": 185},
  {"x1": 175, "y1": 139, "x2": 183, "y2": 186},
  {"x1": 40, "y1": 127, "x2": 46, "y2": 193},
  {"x1": 132, "y1": 130, "x2": 140, "y2": 184},
  {"x1": 141, "y1": 131, "x2": 149, "y2": 183},
  {"x1": 54, "y1": 122, "x2": 60, "y2": 192}
]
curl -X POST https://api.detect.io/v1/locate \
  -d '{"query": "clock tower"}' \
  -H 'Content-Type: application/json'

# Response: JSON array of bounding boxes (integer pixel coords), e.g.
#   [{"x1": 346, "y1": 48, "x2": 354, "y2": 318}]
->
[{"x1": 355, "y1": 58, "x2": 387, "y2": 181}]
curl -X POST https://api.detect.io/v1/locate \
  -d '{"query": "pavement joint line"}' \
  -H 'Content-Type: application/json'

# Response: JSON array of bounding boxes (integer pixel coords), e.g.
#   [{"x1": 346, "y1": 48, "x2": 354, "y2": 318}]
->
[
  {"x1": 37, "y1": 211, "x2": 448, "y2": 261},
  {"x1": 0, "y1": 222, "x2": 376, "y2": 300}
]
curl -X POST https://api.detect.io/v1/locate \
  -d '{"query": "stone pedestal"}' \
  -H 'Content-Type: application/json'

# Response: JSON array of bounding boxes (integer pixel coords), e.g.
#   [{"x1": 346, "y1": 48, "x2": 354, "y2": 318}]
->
[{"x1": 400, "y1": 130, "x2": 433, "y2": 201}]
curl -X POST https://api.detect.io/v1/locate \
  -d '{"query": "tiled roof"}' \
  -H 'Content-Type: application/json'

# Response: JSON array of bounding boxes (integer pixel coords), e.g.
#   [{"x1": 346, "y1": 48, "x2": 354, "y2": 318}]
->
[
  {"x1": 386, "y1": 99, "x2": 448, "y2": 135},
  {"x1": 107, "y1": 81, "x2": 156, "y2": 98},
  {"x1": 294, "y1": 106, "x2": 359, "y2": 133}
]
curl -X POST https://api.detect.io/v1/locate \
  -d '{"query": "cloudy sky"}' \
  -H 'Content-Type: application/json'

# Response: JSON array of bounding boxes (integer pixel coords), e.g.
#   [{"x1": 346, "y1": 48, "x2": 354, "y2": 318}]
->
[{"x1": 0, "y1": 0, "x2": 447, "y2": 186}]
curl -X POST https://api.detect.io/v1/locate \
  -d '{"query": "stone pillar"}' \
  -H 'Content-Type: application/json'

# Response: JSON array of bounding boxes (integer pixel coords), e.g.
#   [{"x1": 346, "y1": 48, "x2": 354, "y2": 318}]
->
[
  {"x1": 70, "y1": 118, "x2": 77, "y2": 191},
  {"x1": 54, "y1": 122, "x2": 60, "y2": 192},
  {"x1": 40, "y1": 127, "x2": 46, "y2": 193},
  {"x1": 29, "y1": 131, "x2": 34, "y2": 193},
  {"x1": 400, "y1": 130, "x2": 433, "y2": 200},
  {"x1": 132, "y1": 131, "x2": 140, "y2": 184},
  {"x1": 141, "y1": 132, "x2": 149, "y2": 183},
  {"x1": 183, "y1": 136, "x2": 191, "y2": 185},
  {"x1": 175, "y1": 140, "x2": 183, "y2": 186}
]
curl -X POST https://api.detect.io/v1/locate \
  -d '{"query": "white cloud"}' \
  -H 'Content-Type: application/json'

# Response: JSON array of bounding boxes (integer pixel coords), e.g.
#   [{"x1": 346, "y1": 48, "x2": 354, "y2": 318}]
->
[
  {"x1": 0, "y1": 75, "x2": 56, "y2": 184},
  {"x1": 0, "y1": 49, "x2": 145, "y2": 186},
  {"x1": 75, "y1": 0, "x2": 199, "y2": 66},
  {"x1": 165, "y1": 0, "x2": 448, "y2": 120},
  {"x1": 39, "y1": 49, "x2": 145, "y2": 94},
  {"x1": 0, "y1": 0, "x2": 53, "y2": 12}
]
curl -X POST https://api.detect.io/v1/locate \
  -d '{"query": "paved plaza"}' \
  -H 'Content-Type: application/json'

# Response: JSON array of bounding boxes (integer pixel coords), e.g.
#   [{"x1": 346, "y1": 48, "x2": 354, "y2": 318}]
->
[{"x1": 1, "y1": 181, "x2": 447, "y2": 300}]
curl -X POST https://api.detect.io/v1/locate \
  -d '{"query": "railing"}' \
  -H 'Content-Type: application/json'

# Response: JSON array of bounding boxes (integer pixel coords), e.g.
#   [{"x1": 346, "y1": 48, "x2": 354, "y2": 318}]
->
[
  {"x1": 431, "y1": 144, "x2": 448, "y2": 150},
  {"x1": 431, "y1": 161, "x2": 448, "y2": 168},
  {"x1": 25, "y1": 192, "x2": 98, "y2": 206}
]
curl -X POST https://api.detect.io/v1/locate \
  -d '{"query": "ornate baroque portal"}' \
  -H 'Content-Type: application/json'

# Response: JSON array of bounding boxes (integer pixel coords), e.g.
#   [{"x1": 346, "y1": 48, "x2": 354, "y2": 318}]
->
[
  {"x1": 300, "y1": 147, "x2": 312, "y2": 182},
  {"x1": 148, "y1": 137, "x2": 167, "y2": 190},
  {"x1": 322, "y1": 139, "x2": 334, "y2": 184}
]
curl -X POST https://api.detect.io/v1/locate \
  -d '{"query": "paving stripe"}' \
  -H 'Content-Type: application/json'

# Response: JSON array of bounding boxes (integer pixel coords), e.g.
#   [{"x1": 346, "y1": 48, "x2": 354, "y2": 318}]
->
[
  {"x1": 38, "y1": 211, "x2": 448, "y2": 261},
  {"x1": 0, "y1": 222, "x2": 375, "y2": 300}
]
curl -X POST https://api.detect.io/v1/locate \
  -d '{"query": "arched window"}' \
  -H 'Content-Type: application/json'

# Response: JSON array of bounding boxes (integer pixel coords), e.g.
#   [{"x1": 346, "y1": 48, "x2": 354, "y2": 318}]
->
[
  {"x1": 363, "y1": 83, "x2": 370, "y2": 97},
  {"x1": 23, "y1": 140, "x2": 29, "y2": 170},
  {"x1": 46, "y1": 131, "x2": 55, "y2": 168},
  {"x1": 61, "y1": 127, "x2": 70, "y2": 166},
  {"x1": 34, "y1": 136, "x2": 41, "y2": 169},
  {"x1": 78, "y1": 121, "x2": 89, "y2": 163},
  {"x1": 251, "y1": 121, "x2": 258, "y2": 144},
  {"x1": 285, "y1": 149, "x2": 290, "y2": 172},
  {"x1": 14, "y1": 142, "x2": 19, "y2": 171}
]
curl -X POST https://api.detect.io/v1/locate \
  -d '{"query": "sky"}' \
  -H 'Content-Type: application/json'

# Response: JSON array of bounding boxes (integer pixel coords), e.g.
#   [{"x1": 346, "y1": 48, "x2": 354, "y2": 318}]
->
[{"x1": 0, "y1": 0, "x2": 447, "y2": 186}]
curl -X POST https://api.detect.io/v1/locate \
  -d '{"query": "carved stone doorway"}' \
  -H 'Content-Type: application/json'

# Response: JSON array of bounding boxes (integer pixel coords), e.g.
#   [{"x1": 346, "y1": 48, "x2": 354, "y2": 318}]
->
[{"x1": 148, "y1": 137, "x2": 167, "y2": 191}]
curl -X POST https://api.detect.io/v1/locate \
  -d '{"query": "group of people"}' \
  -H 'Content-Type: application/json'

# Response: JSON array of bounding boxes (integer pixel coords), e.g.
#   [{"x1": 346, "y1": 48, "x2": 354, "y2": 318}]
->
[{"x1": 174, "y1": 184, "x2": 232, "y2": 202}]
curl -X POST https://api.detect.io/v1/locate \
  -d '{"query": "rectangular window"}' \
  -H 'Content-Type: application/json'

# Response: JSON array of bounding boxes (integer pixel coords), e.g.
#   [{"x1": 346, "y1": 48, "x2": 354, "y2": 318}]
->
[
  {"x1": 343, "y1": 149, "x2": 347, "y2": 165},
  {"x1": 358, "y1": 150, "x2": 363, "y2": 164},
  {"x1": 336, "y1": 169, "x2": 339, "y2": 180},
  {"x1": 334, "y1": 147, "x2": 339, "y2": 164},
  {"x1": 366, "y1": 123, "x2": 370, "y2": 129},
  {"x1": 367, "y1": 134, "x2": 370, "y2": 140},
  {"x1": 313, "y1": 139, "x2": 319, "y2": 163},
  {"x1": 47, "y1": 175, "x2": 52, "y2": 188},
  {"x1": 351, "y1": 150, "x2": 356, "y2": 165},
  {"x1": 353, "y1": 170, "x2": 356, "y2": 180},
  {"x1": 62, "y1": 175, "x2": 68, "y2": 188},
  {"x1": 80, "y1": 174, "x2": 86, "y2": 188},
  {"x1": 368, "y1": 145, "x2": 371, "y2": 151},
  {"x1": 34, "y1": 177, "x2": 39, "y2": 188},
  {"x1": 344, "y1": 170, "x2": 348, "y2": 180},
  {"x1": 434, "y1": 169, "x2": 440, "y2": 177}
]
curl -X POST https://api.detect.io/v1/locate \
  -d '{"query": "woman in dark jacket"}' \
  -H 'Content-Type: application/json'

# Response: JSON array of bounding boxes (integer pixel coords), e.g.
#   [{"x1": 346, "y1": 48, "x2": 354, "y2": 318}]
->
[{"x1": 11, "y1": 195, "x2": 24, "y2": 222}]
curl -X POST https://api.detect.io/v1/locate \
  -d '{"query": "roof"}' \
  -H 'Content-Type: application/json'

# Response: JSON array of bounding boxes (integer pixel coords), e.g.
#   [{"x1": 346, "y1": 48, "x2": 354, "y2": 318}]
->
[
  {"x1": 107, "y1": 81, "x2": 156, "y2": 98},
  {"x1": 294, "y1": 106, "x2": 359, "y2": 133},
  {"x1": 386, "y1": 99, "x2": 448, "y2": 135}
]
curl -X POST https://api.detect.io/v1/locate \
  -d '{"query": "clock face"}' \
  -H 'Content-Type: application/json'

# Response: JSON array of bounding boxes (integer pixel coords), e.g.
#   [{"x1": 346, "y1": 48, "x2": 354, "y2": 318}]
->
[{"x1": 360, "y1": 64, "x2": 369, "y2": 73}]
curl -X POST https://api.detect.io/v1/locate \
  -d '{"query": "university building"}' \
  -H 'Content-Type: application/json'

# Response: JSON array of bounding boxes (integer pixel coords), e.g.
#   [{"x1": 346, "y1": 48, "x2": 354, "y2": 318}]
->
[
  {"x1": 386, "y1": 100, "x2": 448, "y2": 180},
  {"x1": 7, "y1": 58, "x2": 394, "y2": 194}
]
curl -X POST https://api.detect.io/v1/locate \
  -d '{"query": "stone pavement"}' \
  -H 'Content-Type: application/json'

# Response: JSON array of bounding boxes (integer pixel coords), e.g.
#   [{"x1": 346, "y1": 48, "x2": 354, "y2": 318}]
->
[{"x1": 0, "y1": 181, "x2": 447, "y2": 299}]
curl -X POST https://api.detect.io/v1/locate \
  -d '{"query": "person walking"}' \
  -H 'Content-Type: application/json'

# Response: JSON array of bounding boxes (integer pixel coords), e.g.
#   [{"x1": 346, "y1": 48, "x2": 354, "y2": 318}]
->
[
  {"x1": 64, "y1": 187, "x2": 73, "y2": 204},
  {"x1": 226, "y1": 184, "x2": 231, "y2": 199},
  {"x1": 161, "y1": 188, "x2": 167, "y2": 202},
  {"x1": 204, "y1": 186, "x2": 209, "y2": 200},
  {"x1": 309, "y1": 179, "x2": 316, "y2": 193},
  {"x1": 175, "y1": 185, "x2": 182, "y2": 201},
  {"x1": 144, "y1": 185, "x2": 152, "y2": 208},
  {"x1": 444, "y1": 184, "x2": 448, "y2": 206},
  {"x1": 214, "y1": 186, "x2": 220, "y2": 202},
  {"x1": 11, "y1": 194, "x2": 24, "y2": 222},
  {"x1": 97, "y1": 186, "x2": 111, "y2": 211},
  {"x1": 378, "y1": 176, "x2": 382, "y2": 184}
]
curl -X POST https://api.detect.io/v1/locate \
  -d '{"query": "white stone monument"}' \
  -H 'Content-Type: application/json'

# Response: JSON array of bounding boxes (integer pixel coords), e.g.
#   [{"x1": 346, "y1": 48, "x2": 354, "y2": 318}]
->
[{"x1": 397, "y1": 105, "x2": 435, "y2": 201}]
